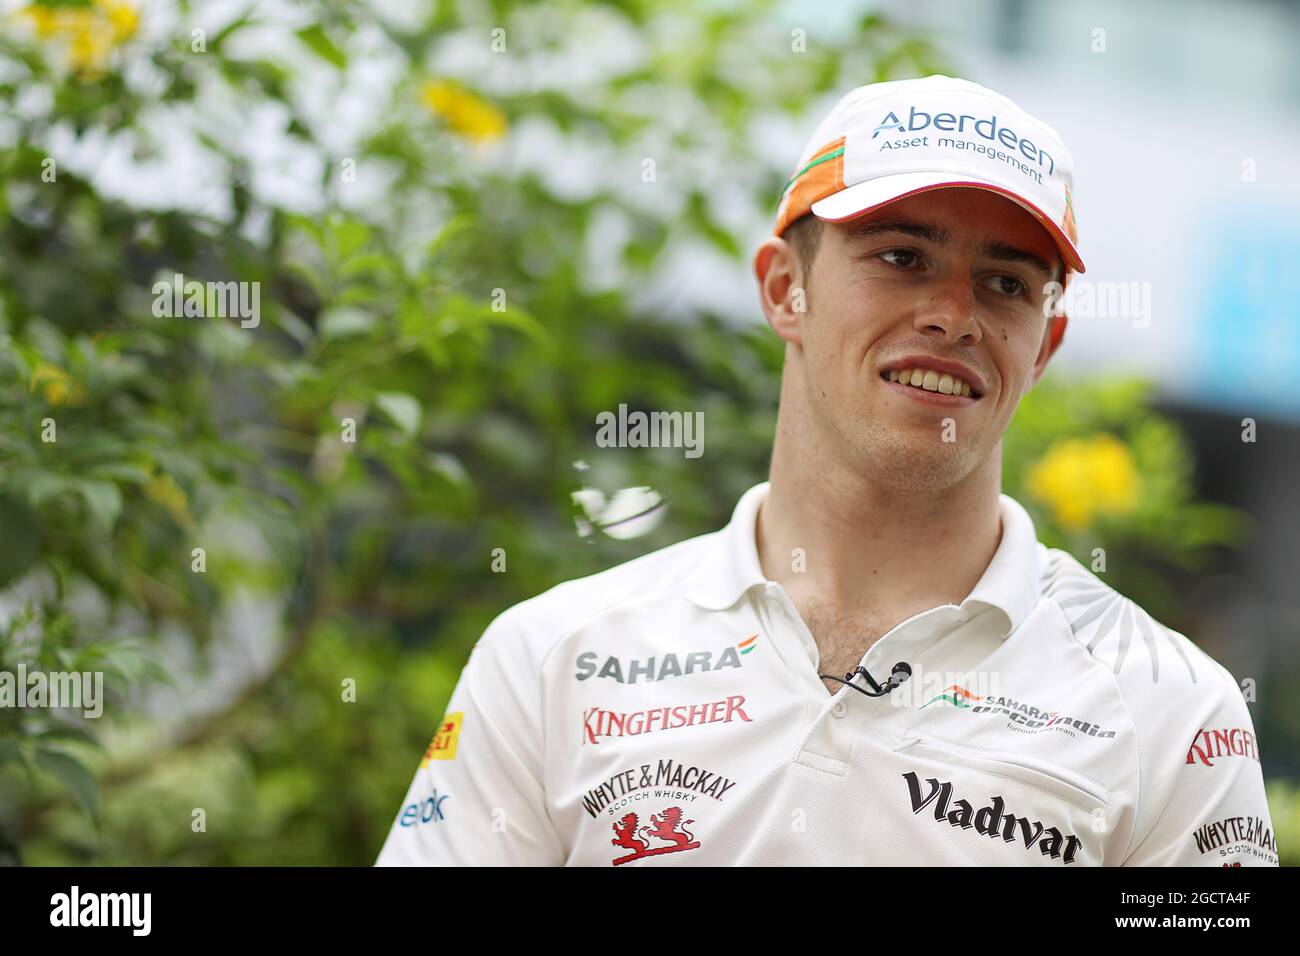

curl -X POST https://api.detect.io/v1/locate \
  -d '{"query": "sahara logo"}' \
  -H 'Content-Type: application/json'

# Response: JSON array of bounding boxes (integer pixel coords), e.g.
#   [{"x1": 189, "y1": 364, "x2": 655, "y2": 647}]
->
[
  {"x1": 1185, "y1": 727, "x2": 1260, "y2": 767},
  {"x1": 574, "y1": 634, "x2": 759, "y2": 683},
  {"x1": 920, "y1": 685, "x2": 1116, "y2": 739},
  {"x1": 610, "y1": 806, "x2": 701, "y2": 865},
  {"x1": 420, "y1": 711, "x2": 463, "y2": 766}
]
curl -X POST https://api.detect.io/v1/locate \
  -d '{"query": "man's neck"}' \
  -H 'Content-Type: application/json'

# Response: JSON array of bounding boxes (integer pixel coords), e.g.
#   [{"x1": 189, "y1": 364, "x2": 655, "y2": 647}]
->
[{"x1": 757, "y1": 434, "x2": 1003, "y2": 628}]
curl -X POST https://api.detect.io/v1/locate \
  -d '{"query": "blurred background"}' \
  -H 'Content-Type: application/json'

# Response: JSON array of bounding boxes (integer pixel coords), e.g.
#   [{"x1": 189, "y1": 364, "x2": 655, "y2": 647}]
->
[{"x1": 0, "y1": 0, "x2": 1296, "y2": 865}]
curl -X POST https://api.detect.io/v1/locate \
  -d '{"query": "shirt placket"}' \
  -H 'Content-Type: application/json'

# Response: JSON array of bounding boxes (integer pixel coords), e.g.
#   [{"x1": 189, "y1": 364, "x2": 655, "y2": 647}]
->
[{"x1": 758, "y1": 581, "x2": 976, "y2": 773}]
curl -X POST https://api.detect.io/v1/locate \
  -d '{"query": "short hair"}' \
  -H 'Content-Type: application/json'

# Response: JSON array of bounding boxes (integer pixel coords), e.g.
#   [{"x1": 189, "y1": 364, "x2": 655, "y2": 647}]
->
[{"x1": 784, "y1": 213, "x2": 823, "y2": 272}]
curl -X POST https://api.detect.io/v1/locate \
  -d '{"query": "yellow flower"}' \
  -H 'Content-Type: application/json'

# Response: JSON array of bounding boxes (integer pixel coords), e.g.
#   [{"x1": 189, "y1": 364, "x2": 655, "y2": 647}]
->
[
  {"x1": 29, "y1": 361, "x2": 83, "y2": 407},
  {"x1": 17, "y1": 0, "x2": 138, "y2": 76},
  {"x1": 144, "y1": 471, "x2": 193, "y2": 529},
  {"x1": 1026, "y1": 434, "x2": 1141, "y2": 531},
  {"x1": 420, "y1": 80, "x2": 507, "y2": 143}
]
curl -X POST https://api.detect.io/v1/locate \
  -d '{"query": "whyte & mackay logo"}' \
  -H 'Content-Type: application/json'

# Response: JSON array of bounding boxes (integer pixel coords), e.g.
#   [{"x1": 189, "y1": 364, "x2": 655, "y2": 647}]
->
[
  {"x1": 921, "y1": 684, "x2": 1115, "y2": 739},
  {"x1": 610, "y1": 806, "x2": 701, "y2": 866},
  {"x1": 574, "y1": 635, "x2": 759, "y2": 684},
  {"x1": 1192, "y1": 814, "x2": 1277, "y2": 866},
  {"x1": 581, "y1": 759, "x2": 738, "y2": 818},
  {"x1": 582, "y1": 694, "x2": 753, "y2": 745}
]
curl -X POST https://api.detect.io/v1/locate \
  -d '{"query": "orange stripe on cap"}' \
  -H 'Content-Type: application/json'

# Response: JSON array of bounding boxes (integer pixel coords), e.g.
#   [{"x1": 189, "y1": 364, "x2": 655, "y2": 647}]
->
[{"x1": 774, "y1": 137, "x2": 845, "y2": 237}]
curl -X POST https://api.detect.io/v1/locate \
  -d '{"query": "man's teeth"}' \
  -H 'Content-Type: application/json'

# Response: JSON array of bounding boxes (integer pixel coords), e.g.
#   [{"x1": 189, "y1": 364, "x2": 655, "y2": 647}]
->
[{"x1": 886, "y1": 368, "x2": 974, "y2": 396}]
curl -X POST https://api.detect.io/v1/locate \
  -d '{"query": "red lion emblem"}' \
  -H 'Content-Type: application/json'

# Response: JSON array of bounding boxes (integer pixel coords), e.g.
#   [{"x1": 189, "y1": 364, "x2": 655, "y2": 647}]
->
[{"x1": 610, "y1": 805, "x2": 701, "y2": 865}]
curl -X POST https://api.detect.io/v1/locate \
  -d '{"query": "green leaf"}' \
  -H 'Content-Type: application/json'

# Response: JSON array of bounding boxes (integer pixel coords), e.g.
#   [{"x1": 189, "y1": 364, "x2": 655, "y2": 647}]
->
[
  {"x1": 0, "y1": 495, "x2": 41, "y2": 588},
  {"x1": 374, "y1": 393, "x2": 422, "y2": 440},
  {"x1": 320, "y1": 308, "x2": 375, "y2": 339},
  {"x1": 296, "y1": 25, "x2": 347, "y2": 69},
  {"x1": 75, "y1": 480, "x2": 122, "y2": 528},
  {"x1": 35, "y1": 748, "x2": 100, "y2": 826}
]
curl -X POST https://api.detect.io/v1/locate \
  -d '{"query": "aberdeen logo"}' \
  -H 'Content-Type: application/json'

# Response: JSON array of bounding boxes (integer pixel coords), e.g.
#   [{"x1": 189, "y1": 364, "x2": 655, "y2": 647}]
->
[
  {"x1": 869, "y1": 105, "x2": 1057, "y2": 177},
  {"x1": 1193, "y1": 815, "x2": 1277, "y2": 865},
  {"x1": 420, "y1": 711, "x2": 463, "y2": 765},
  {"x1": 574, "y1": 635, "x2": 759, "y2": 683},
  {"x1": 583, "y1": 694, "x2": 753, "y2": 745},
  {"x1": 582, "y1": 759, "x2": 738, "y2": 818},
  {"x1": 902, "y1": 771, "x2": 1084, "y2": 864},
  {"x1": 1185, "y1": 728, "x2": 1260, "y2": 766},
  {"x1": 921, "y1": 685, "x2": 1116, "y2": 739},
  {"x1": 610, "y1": 806, "x2": 701, "y2": 865}
]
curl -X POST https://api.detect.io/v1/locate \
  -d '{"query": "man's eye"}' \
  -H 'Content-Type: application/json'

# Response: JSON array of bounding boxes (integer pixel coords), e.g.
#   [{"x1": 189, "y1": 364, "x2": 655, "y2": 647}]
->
[
  {"x1": 982, "y1": 274, "x2": 1026, "y2": 297},
  {"x1": 879, "y1": 249, "x2": 919, "y2": 269}
]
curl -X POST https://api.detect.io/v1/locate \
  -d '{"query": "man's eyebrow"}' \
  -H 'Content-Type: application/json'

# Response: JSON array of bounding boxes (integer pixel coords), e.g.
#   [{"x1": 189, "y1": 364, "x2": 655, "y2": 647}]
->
[
  {"x1": 844, "y1": 217, "x2": 1060, "y2": 280},
  {"x1": 842, "y1": 219, "x2": 949, "y2": 245},
  {"x1": 978, "y1": 240, "x2": 1056, "y2": 280}
]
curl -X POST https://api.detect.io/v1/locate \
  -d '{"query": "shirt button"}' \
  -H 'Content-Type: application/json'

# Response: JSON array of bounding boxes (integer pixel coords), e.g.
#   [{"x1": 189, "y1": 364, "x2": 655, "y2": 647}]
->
[{"x1": 831, "y1": 701, "x2": 848, "y2": 718}]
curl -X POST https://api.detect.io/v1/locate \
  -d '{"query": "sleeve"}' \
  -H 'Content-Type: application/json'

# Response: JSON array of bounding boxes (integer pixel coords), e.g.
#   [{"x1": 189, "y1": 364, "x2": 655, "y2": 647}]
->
[
  {"x1": 375, "y1": 611, "x2": 565, "y2": 866},
  {"x1": 1120, "y1": 667, "x2": 1278, "y2": 867}
]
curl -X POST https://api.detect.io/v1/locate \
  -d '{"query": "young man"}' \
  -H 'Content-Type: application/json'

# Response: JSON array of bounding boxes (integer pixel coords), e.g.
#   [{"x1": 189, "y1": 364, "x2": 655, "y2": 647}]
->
[{"x1": 377, "y1": 76, "x2": 1277, "y2": 867}]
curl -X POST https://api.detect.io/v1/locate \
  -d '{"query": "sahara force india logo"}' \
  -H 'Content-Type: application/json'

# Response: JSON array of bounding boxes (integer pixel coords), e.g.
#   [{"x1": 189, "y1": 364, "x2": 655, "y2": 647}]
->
[
  {"x1": 903, "y1": 771, "x2": 1084, "y2": 864},
  {"x1": 1185, "y1": 727, "x2": 1260, "y2": 766},
  {"x1": 582, "y1": 694, "x2": 753, "y2": 745},
  {"x1": 921, "y1": 685, "x2": 1115, "y2": 739},
  {"x1": 574, "y1": 635, "x2": 759, "y2": 683}
]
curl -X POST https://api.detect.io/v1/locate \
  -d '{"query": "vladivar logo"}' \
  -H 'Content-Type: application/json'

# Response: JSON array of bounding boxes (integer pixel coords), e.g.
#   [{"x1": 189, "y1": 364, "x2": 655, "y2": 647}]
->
[{"x1": 902, "y1": 771, "x2": 1084, "y2": 864}]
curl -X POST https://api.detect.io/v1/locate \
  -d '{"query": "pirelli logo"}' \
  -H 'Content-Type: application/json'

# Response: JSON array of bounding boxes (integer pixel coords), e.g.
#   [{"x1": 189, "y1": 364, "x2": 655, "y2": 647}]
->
[{"x1": 421, "y1": 711, "x2": 463, "y2": 765}]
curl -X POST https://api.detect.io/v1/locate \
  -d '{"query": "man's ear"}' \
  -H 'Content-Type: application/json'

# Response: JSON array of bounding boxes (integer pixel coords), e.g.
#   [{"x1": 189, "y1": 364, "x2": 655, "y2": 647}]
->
[
  {"x1": 1029, "y1": 312, "x2": 1067, "y2": 387},
  {"x1": 753, "y1": 236, "x2": 806, "y2": 347}
]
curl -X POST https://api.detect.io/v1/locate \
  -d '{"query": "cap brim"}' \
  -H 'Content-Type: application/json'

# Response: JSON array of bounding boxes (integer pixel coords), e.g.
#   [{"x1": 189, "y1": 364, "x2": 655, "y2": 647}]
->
[{"x1": 810, "y1": 173, "x2": 1085, "y2": 274}]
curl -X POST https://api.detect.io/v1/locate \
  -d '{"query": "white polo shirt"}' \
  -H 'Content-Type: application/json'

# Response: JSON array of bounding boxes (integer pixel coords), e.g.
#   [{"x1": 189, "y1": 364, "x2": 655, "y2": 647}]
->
[{"x1": 376, "y1": 482, "x2": 1277, "y2": 867}]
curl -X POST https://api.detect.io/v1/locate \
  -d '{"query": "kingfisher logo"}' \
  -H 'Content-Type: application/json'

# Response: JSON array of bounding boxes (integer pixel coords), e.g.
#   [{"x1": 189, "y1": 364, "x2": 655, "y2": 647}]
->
[
  {"x1": 582, "y1": 694, "x2": 753, "y2": 745},
  {"x1": 1185, "y1": 728, "x2": 1259, "y2": 767},
  {"x1": 921, "y1": 685, "x2": 1116, "y2": 739},
  {"x1": 575, "y1": 635, "x2": 759, "y2": 683}
]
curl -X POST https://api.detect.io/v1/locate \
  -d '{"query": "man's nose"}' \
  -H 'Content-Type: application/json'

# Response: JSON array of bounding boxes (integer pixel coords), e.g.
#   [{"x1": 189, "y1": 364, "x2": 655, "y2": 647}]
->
[{"x1": 912, "y1": 275, "x2": 981, "y2": 344}]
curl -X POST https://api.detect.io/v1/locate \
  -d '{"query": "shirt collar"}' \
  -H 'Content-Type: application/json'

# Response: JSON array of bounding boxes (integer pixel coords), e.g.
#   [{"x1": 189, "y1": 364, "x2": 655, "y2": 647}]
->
[{"x1": 684, "y1": 481, "x2": 1043, "y2": 639}]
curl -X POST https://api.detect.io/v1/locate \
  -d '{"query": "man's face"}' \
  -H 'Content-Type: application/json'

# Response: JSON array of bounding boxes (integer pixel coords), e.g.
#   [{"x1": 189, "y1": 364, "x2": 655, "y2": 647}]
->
[{"x1": 759, "y1": 188, "x2": 1065, "y2": 492}]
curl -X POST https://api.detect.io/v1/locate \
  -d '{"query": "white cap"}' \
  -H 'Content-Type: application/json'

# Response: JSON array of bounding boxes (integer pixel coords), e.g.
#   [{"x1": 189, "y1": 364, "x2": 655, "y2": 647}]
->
[{"x1": 774, "y1": 75, "x2": 1084, "y2": 273}]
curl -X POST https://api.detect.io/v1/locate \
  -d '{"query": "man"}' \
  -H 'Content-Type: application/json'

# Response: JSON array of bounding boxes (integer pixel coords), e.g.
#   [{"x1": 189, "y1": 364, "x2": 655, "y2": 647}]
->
[{"x1": 377, "y1": 76, "x2": 1277, "y2": 866}]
